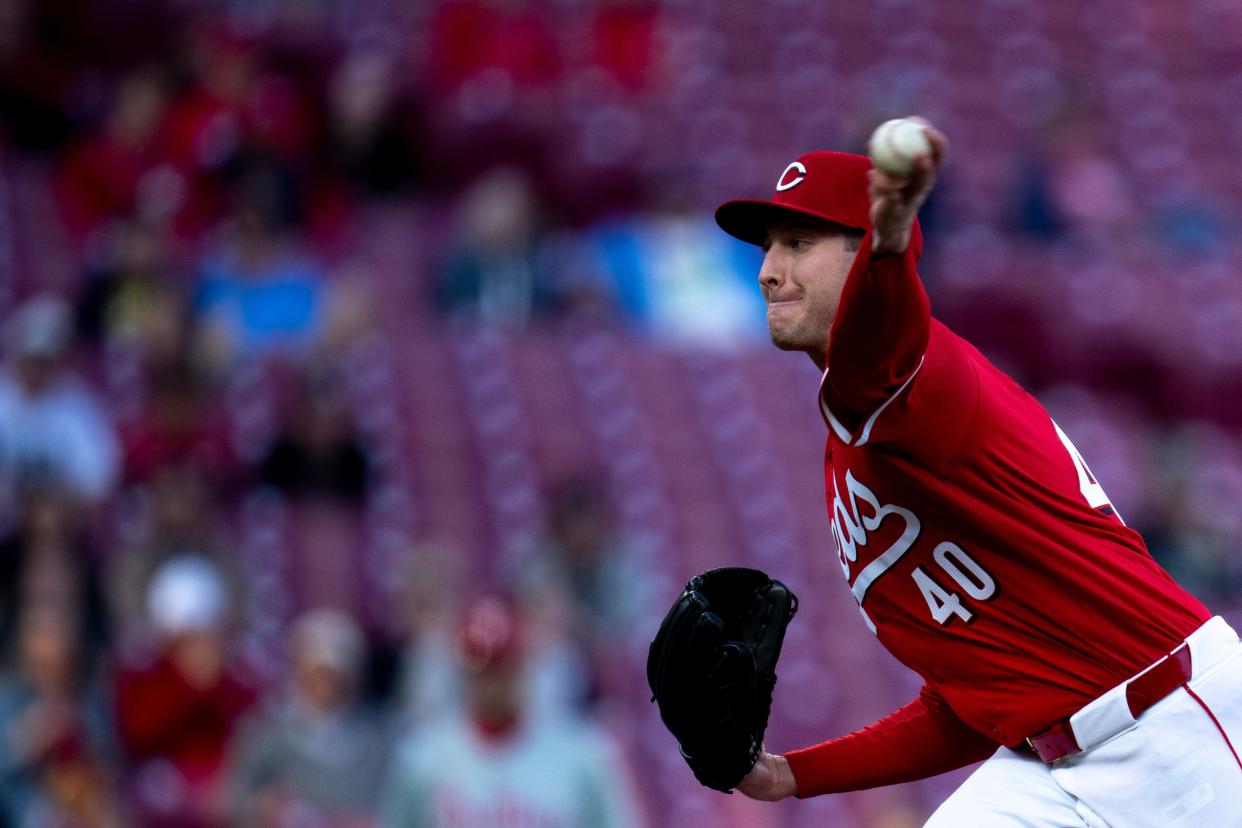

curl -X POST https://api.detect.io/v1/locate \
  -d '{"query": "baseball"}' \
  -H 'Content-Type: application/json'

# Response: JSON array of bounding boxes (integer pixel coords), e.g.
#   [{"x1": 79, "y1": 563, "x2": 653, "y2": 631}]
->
[{"x1": 868, "y1": 118, "x2": 932, "y2": 177}]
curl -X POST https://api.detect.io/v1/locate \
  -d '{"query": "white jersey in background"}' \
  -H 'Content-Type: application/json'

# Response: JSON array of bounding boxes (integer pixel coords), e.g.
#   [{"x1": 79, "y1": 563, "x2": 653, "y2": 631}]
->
[{"x1": 381, "y1": 711, "x2": 641, "y2": 828}]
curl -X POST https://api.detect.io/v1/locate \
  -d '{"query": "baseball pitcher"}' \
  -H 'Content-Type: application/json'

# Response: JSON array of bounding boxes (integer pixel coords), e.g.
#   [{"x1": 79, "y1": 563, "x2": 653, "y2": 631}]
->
[{"x1": 650, "y1": 120, "x2": 1242, "y2": 826}]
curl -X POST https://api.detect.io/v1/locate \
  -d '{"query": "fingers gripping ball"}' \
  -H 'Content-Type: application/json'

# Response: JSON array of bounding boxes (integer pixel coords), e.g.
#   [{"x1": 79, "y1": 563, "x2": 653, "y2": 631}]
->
[
  {"x1": 868, "y1": 118, "x2": 932, "y2": 177},
  {"x1": 647, "y1": 568, "x2": 799, "y2": 792}
]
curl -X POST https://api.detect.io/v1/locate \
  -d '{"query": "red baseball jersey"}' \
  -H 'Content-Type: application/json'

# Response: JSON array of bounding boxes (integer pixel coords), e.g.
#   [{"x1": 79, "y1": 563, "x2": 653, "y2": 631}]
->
[{"x1": 784, "y1": 233, "x2": 1210, "y2": 796}]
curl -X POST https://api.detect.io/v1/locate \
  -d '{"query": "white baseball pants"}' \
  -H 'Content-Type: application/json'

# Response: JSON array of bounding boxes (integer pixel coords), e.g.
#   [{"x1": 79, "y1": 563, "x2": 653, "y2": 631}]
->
[{"x1": 925, "y1": 616, "x2": 1242, "y2": 827}]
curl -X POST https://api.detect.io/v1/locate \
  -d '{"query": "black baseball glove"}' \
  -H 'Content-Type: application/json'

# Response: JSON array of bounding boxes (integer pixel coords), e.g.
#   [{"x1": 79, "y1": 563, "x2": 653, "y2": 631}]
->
[{"x1": 647, "y1": 567, "x2": 798, "y2": 793}]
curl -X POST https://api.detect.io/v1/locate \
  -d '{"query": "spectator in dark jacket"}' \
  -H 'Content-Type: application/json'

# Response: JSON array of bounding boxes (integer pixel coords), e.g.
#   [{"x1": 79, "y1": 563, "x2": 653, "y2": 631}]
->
[{"x1": 258, "y1": 367, "x2": 370, "y2": 504}]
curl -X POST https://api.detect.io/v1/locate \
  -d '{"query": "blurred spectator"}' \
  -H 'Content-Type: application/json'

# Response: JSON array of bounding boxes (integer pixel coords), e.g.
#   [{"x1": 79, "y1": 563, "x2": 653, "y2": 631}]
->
[
  {"x1": 586, "y1": 1, "x2": 662, "y2": 94},
  {"x1": 397, "y1": 541, "x2": 469, "y2": 720},
  {"x1": 258, "y1": 366, "x2": 370, "y2": 504},
  {"x1": 1146, "y1": 182, "x2": 1233, "y2": 258},
  {"x1": 229, "y1": 608, "x2": 393, "y2": 827},
  {"x1": 323, "y1": 48, "x2": 425, "y2": 199},
  {"x1": 395, "y1": 541, "x2": 468, "y2": 724},
  {"x1": 0, "y1": 296, "x2": 120, "y2": 507},
  {"x1": 240, "y1": 70, "x2": 318, "y2": 180},
  {"x1": 1009, "y1": 150, "x2": 1067, "y2": 241},
  {"x1": 119, "y1": 361, "x2": 237, "y2": 488},
  {"x1": 1143, "y1": 496, "x2": 1241, "y2": 607},
  {"x1": 584, "y1": 204, "x2": 765, "y2": 342},
  {"x1": 514, "y1": 476, "x2": 650, "y2": 702},
  {"x1": 1039, "y1": 114, "x2": 1135, "y2": 244},
  {"x1": 1138, "y1": 424, "x2": 1242, "y2": 605},
  {"x1": 115, "y1": 555, "x2": 257, "y2": 828},
  {"x1": 193, "y1": 159, "x2": 324, "y2": 365},
  {"x1": 75, "y1": 219, "x2": 188, "y2": 363},
  {"x1": 0, "y1": 0, "x2": 77, "y2": 154},
  {"x1": 381, "y1": 594, "x2": 641, "y2": 828},
  {"x1": 398, "y1": 542, "x2": 582, "y2": 723},
  {"x1": 522, "y1": 477, "x2": 644, "y2": 639},
  {"x1": 0, "y1": 605, "x2": 121, "y2": 828},
  {"x1": 166, "y1": 23, "x2": 314, "y2": 175},
  {"x1": 110, "y1": 465, "x2": 235, "y2": 633},
  {"x1": 425, "y1": 0, "x2": 562, "y2": 96},
  {"x1": 157, "y1": 26, "x2": 259, "y2": 235},
  {"x1": 434, "y1": 167, "x2": 567, "y2": 326},
  {"x1": 0, "y1": 487, "x2": 109, "y2": 676},
  {"x1": 55, "y1": 68, "x2": 173, "y2": 245}
]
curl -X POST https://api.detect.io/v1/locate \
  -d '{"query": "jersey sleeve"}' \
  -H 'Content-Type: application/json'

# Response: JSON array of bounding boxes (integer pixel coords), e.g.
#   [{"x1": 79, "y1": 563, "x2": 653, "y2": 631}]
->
[
  {"x1": 821, "y1": 249, "x2": 980, "y2": 464},
  {"x1": 824, "y1": 233, "x2": 930, "y2": 422},
  {"x1": 782, "y1": 686, "x2": 999, "y2": 797}
]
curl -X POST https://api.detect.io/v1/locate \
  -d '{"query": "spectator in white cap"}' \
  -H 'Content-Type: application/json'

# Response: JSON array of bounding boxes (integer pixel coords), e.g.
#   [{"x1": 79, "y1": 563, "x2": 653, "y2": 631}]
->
[
  {"x1": 145, "y1": 555, "x2": 229, "y2": 636},
  {"x1": 115, "y1": 555, "x2": 257, "y2": 828},
  {"x1": 0, "y1": 295, "x2": 119, "y2": 506},
  {"x1": 229, "y1": 607, "x2": 394, "y2": 826}
]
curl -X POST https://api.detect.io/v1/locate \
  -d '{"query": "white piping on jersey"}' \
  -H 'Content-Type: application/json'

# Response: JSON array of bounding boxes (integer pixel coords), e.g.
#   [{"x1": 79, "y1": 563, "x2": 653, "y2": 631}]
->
[
  {"x1": 819, "y1": 388, "x2": 854, "y2": 443},
  {"x1": 817, "y1": 354, "x2": 926, "y2": 447},
  {"x1": 855, "y1": 355, "x2": 925, "y2": 447}
]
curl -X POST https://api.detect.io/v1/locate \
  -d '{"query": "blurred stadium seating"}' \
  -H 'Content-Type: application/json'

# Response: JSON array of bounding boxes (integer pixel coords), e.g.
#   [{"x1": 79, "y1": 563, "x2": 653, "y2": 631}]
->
[{"x1": 0, "y1": 0, "x2": 1239, "y2": 825}]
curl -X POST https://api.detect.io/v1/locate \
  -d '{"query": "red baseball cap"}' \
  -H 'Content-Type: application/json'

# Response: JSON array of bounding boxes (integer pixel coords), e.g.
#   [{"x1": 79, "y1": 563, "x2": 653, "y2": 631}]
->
[
  {"x1": 715, "y1": 151, "x2": 922, "y2": 254},
  {"x1": 457, "y1": 593, "x2": 525, "y2": 672}
]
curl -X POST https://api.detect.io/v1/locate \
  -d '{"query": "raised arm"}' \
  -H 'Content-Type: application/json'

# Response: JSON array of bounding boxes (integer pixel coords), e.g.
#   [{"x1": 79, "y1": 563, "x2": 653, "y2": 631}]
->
[
  {"x1": 869, "y1": 122, "x2": 946, "y2": 259},
  {"x1": 825, "y1": 123, "x2": 947, "y2": 418}
]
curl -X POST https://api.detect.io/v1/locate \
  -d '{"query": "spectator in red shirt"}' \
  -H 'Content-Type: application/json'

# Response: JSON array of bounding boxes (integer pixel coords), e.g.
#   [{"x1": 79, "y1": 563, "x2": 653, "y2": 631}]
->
[
  {"x1": 425, "y1": 0, "x2": 562, "y2": 95},
  {"x1": 588, "y1": 0, "x2": 661, "y2": 93},
  {"x1": 119, "y1": 362, "x2": 236, "y2": 489},
  {"x1": 55, "y1": 69, "x2": 171, "y2": 245},
  {"x1": 115, "y1": 555, "x2": 256, "y2": 828}
]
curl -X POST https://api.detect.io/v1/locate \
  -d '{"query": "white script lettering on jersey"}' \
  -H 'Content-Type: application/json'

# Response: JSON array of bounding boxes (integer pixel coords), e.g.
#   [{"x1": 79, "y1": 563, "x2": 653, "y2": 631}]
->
[
  {"x1": 830, "y1": 469, "x2": 998, "y2": 631},
  {"x1": 830, "y1": 469, "x2": 922, "y2": 631}
]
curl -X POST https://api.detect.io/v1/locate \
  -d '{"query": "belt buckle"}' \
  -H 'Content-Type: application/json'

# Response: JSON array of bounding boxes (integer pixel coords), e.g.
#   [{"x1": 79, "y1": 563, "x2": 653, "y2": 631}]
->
[
  {"x1": 1024, "y1": 736, "x2": 1044, "y2": 760},
  {"x1": 1027, "y1": 720, "x2": 1080, "y2": 763},
  {"x1": 1025, "y1": 734, "x2": 1059, "y2": 763}
]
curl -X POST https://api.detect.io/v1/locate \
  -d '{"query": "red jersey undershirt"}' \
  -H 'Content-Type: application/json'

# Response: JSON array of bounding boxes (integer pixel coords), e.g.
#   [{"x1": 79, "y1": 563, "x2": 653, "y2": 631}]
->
[{"x1": 784, "y1": 233, "x2": 1210, "y2": 797}]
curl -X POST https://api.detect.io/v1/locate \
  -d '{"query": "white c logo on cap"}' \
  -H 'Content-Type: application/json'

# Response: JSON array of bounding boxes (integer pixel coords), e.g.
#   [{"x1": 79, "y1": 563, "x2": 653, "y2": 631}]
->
[{"x1": 776, "y1": 161, "x2": 807, "y2": 191}]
